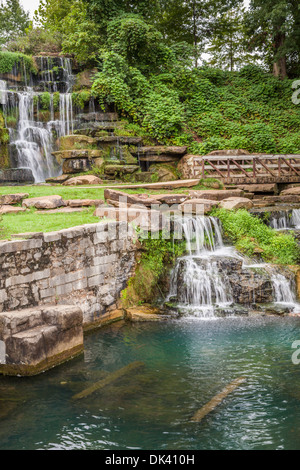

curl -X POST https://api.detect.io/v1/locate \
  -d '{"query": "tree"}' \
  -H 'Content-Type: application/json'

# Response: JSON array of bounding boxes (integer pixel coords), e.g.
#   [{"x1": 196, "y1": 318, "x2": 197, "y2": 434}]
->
[
  {"x1": 207, "y1": 7, "x2": 259, "y2": 71},
  {"x1": 156, "y1": 0, "x2": 244, "y2": 67},
  {"x1": 0, "y1": 0, "x2": 30, "y2": 46},
  {"x1": 245, "y1": 0, "x2": 300, "y2": 78}
]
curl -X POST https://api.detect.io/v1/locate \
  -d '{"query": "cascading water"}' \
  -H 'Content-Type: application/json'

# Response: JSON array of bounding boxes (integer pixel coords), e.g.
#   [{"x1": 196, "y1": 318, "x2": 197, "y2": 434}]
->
[
  {"x1": 0, "y1": 58, "x2": 75, "y2": 183},
  {"x1": 272, "y1": 274, "x2": 296, "y2": 304},
  {"x1": 168, "y1": 216, "x2": 234, "y2": 318},
  {"x1": 168, "y1": 215, "x2": 300, "y2": 319},
  {"x1": 269, "y1": 209, "x2": 300, "y2": 230}
]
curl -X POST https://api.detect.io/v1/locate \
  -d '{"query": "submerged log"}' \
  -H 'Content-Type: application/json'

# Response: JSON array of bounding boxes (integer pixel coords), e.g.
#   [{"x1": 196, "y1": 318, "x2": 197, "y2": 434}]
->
[
  {"x1": 191, "y1": 377, "x2": 246, "y2": 423},
  {"x1": 72, "y1": 361, "x2": 145, "y2": 400}
]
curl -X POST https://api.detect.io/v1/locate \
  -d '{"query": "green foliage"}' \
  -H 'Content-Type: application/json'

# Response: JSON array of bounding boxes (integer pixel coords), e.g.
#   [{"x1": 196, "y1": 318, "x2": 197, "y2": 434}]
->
[
  {"x1": 6, "y1": 27, "x2": 62, "y2": 55},
  {"x1": 121, "y1": 232, "x2": 186, "y2": 306},
  {"x1": 213, "y1": 208, "x2": 300, "y2": 265},
  {"x1": 0, "y1": 0, "x2": 30, "y2": 46},
  {"x1": 0, "y1": 51, "x2": 37, "y2": 75},
  {"x1": 72, "y1": 90, "x2": 91, "y2": 109},
  {"x1": 53, "y1": 92, "x2": 60, "y2": 111},
  {"x1": 40, "y1": 92, "x2": 51, "y2": 110}
]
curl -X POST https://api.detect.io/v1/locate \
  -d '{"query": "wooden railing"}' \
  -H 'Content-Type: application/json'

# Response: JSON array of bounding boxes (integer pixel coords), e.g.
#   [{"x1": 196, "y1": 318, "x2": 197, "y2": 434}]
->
[{"x1": 193, "y1": 154, "x2": 300, "y2": 184}]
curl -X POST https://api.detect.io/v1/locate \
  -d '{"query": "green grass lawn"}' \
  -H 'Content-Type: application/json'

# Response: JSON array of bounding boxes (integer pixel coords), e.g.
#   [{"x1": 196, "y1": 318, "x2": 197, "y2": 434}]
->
[
  {"x1": 0, "y1": 179, "x2": 223, "y2": 240},
  {"x1": 0, "y1": 207, "x2": 100, "y2": 240}
]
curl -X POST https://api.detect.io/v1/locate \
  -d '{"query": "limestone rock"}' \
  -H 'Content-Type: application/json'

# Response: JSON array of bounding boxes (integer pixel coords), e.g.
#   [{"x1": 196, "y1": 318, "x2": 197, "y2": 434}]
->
[
  {"x1": 0, "y1": 168, "x2": 34, "y2": 184},
  {"x1": 53, "y1": 149, "x2": 103, "y2": 160},
  {"x1": 237, "y1": 184, "x2": 276, "y2": 194},
  {"x1": 45, "y1": 174, "x2": 70, "y2": 184},
  {"x1": 188, "y1": 189, "x2": 244, "y2": 201},
  {"x1": 63, "y1": 175, "x2": 103, "y2": 186},
  {"x1": 0, "y1": 193, "x2": 29, "y2": 205},
  {"x1": 125, "y1": 306, "x2": 167, "y2": 322},
  {"x1": 104, "y1": 189, "x2": 159, "y2": 208},
  {"x1": 67, "y1": 199, "x2": 104, "y2": 208},
  {"x1": 22, "y1": 195, "x2": 66, "y2": 209},
  {"x1": 151, "y1": 165, "x2": 178, "y2": 182},
  {"x1": 0, "y1": 205, "x2": 26, "y2": 215},
  {"x1": 0, "y1": 305, "x2": 84, "y2": 376},
  {"x1": 179, "y1": 198, "x2": 219, "y2": 215},
  {"x1": 59, "y1": 135, "x2": 96, "y2": 150},
  {"x1": 281, "y1": 187, "x2": 300, "y2": 196},
  {"x1": 132, "y1": 146, "x2": 187, "y2": 157},
  {"x1": 152, "y1": 194, "x2": 188, "y2": 205},
  {"x1": 219, "y1": 197, "x2": 253, "y2": 210}
]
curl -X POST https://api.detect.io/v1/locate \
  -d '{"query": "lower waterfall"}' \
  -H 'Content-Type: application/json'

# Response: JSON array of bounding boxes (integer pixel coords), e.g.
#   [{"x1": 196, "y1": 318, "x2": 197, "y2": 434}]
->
[{"x1": 167, "y1": 216, "x2": 300, "y2": 319}]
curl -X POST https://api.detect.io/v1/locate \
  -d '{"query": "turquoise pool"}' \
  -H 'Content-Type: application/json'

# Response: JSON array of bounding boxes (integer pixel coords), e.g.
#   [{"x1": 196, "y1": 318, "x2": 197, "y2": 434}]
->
[{"x1": 1, "y1": 317, "x2": 300, "y2": 450}]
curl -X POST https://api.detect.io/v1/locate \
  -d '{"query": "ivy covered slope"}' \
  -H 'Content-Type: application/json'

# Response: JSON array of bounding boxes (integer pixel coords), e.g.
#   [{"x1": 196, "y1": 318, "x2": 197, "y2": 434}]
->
[
  {"x1": 92, "y1": 58, "x2": 300, "y2": 155},
  {"x1": 212, "y1": 208, "x2": 300, "y2": 265}
]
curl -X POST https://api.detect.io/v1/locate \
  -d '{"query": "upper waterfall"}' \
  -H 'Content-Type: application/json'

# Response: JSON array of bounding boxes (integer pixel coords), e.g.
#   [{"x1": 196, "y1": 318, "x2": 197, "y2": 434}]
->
[{"x1": 0, "y1": 57, "x2": 75, "y2": 183}]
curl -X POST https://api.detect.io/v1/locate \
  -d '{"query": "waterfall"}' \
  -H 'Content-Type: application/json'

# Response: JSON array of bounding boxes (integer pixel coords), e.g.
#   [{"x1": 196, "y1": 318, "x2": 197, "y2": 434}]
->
[
  {"x1": 270, "y1": 211, "x2": 291, "y2": 230},
  {"x1": 0, "y1": 57, "x2": 76, "y2": 183},
  {"x1": 272, "y1": 274, "x2": 296, "y2": 304},
  {"x1": 168, "y1": 216, "x2": 233, "y2": 318},
  {"x1": 269, "y1": 209, "x2": 300, "y2": 230},
  {"x1": 291, "y1": 209, "x2": 300, "y2": 228},
  {"x1": 168, "y1": 216, "x2": 300, "y2": 319}
]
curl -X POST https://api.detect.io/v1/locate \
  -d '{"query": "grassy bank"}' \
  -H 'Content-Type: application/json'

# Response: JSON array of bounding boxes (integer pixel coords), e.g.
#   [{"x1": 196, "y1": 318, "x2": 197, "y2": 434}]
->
[{"x1": 212, "y1": 208, "x2": 300, "y2": 265}]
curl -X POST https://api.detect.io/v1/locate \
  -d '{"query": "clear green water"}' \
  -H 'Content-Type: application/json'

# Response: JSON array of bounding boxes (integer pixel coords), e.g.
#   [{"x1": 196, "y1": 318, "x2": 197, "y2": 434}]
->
[{"x1": 1, "y1": 317, "x2": 300, "y2": 450}]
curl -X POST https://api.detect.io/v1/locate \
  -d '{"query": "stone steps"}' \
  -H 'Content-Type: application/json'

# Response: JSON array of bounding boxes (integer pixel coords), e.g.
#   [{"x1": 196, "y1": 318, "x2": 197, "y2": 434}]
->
[{"x1": 0, "y1": 306, "x2": 84, "y2": 376}]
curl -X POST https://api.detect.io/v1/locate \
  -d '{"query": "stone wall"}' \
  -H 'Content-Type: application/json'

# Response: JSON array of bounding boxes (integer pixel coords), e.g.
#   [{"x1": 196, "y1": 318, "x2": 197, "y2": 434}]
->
[{"x1": 0, "y1": 221, "x2": 138, "y2": 328}]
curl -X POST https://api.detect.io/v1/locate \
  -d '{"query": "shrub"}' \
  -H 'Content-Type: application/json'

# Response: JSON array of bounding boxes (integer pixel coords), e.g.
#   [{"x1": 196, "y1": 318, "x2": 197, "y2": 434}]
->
[{"x1": 212, "y1": 208, "x2": 300, "y2": 265}]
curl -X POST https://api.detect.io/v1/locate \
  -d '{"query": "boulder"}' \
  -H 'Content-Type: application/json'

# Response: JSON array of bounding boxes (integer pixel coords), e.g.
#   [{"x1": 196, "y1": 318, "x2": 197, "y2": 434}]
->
[
  {"x1": 179, "y1": 198, "x2": 219, "y2": 215},
  {"x1": 149, "y1": 165, "x2": 178, "y2": 182},
  {"x1": 74, "y1": 68, "x2": 98, "y2": 89},
  {"x1": 0, "y1": 193, "x2": 29, "y2": 205},
  {"x1": 104, "y1": 189, "x2": 159, "y2": 208},
  {"x1": 237, "y1": 184, "x2": 276, "y2": 194},
  {"x1": 152, "y1": 194, "x2": 188, "y2": 205},
  {"x1": 219, "y1": 197, "x2": 253, "y2": 210},
  {"x1": 45, "y1": 174, "x2": 70, "y2": 184},
  {"x1": 125, "y1": 306, "x2": 167, "y2": 322},
  {"x1": 281, "y1": 187, "x2": 300, "y2": 196},
  {"x1": 188, "y1": 189, "x2": 244, "y2": 201},
  {"x1": 0, "y1": 205, "x2": 26, "y2": 214},
  {"x1": 0, "y1": 168, "x2": 34, "y2": 184},
  {"x1": 22, "y1": 195, "x2": 66, "y2": 209},
  {"x1": 63, "y1": 175, "x2": 103, "y2": 186},
  {"x1": 59, "y1": 135, "x2": 96, "y2": 150},
  {"x1": 0, "y1": 305, "x2": 84, "y2": 376},
  {"x1": 67, "y1": 199, "x2": 104, "y2": 208}
]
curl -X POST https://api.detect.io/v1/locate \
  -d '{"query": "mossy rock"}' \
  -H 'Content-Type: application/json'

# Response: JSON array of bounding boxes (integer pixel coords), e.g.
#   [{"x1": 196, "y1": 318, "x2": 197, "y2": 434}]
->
[
  {"x1": 59, "y1": 135, "x2": 96, "y2": 151},
  {"x1": 120, "y1": 146, "x2": 138, "y2": 165},
  {"x1": 149, "y1": 164, "x2": 178, "y2": 182},
  {"x1": 0, "y1": 128, "x2": 10, "y2": 168}
]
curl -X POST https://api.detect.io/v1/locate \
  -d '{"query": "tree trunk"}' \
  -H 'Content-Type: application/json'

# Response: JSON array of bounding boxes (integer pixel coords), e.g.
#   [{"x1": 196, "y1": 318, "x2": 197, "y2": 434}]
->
[
  {"x1": 273, "y1": 32, "x2": 287, "y2": 79},
  {"x1": 193, "y1": 0, "x2": 198, "y2": 68}
]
